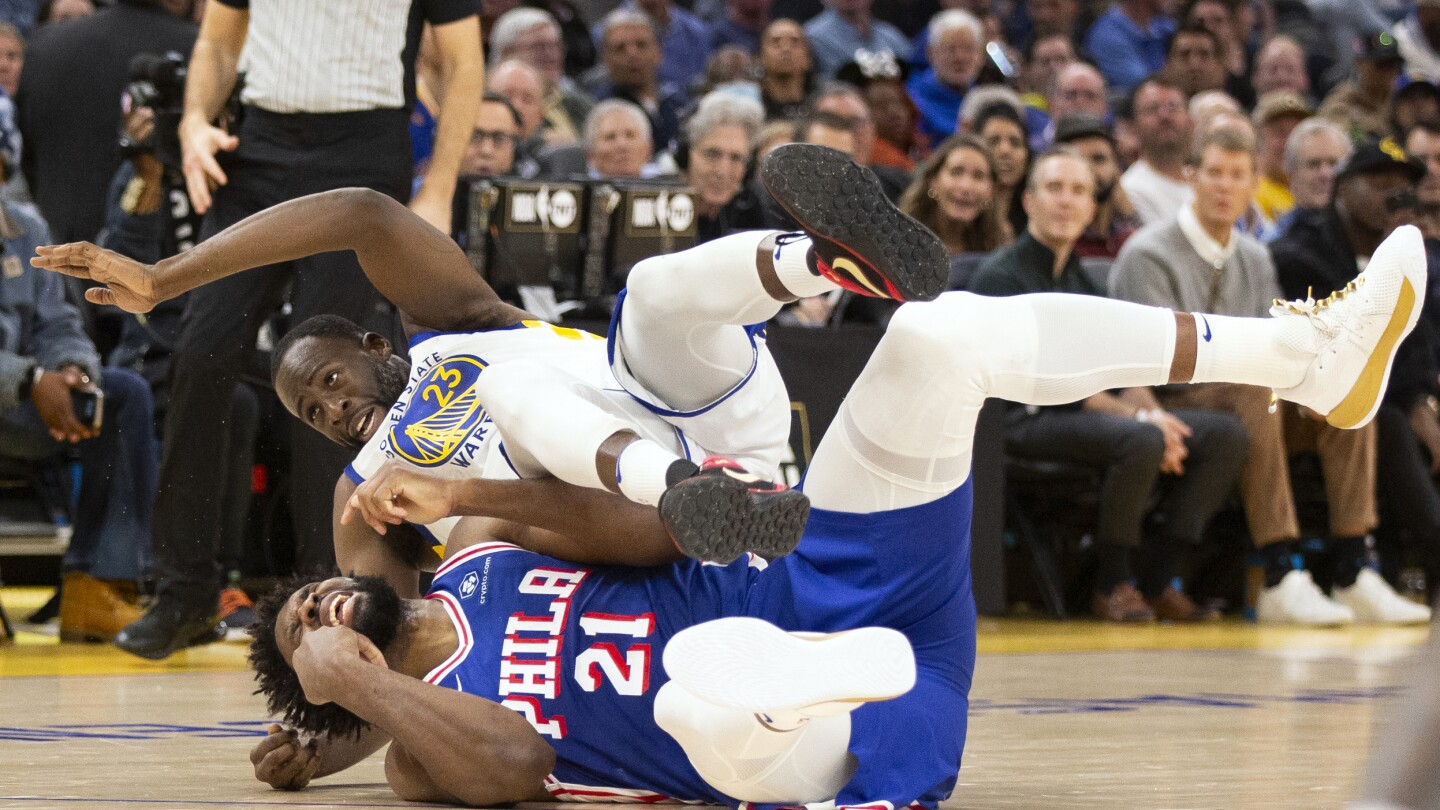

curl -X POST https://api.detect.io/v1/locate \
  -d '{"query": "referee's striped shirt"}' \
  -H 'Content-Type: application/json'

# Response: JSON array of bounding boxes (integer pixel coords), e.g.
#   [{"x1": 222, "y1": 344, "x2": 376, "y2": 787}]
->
[{"x1": 214, "y1": 0, "x2": 478, "y2": 114}]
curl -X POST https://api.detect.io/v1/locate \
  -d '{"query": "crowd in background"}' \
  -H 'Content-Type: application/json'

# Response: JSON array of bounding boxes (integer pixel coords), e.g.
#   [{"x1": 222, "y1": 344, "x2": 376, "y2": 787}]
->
[{"x1": 5, "y1": 0, "x2": 1440, "y2": 650}]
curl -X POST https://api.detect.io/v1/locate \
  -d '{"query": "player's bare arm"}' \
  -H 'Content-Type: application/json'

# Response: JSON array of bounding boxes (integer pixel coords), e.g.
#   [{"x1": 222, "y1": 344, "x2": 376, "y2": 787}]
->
[
  {"x1": 249, "y1": 723, "x2": 391, "y2": 792},
  {"x1": 333, "y1": 476, "x2": 434, "y2": 600},
  {"x1": 347, "y1": 464, "x2": 684, "y2": 567},
  {"x1": 32, "y1": 188, "x2": 529, "y2": 337},
  {"x1": 293, "y1": 625, "x2": 554, "y2": 805}
]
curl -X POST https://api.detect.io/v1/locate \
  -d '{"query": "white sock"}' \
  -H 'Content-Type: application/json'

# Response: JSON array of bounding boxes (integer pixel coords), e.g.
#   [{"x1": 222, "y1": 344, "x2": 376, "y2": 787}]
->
[
  {"x1": 615, "y1": 439, "x2": 682, "y2": 506},
  {"x1": 1189, "y1": 312, "x2": 1312, "y2": 389},
  {"x1": 771, "y1": 235, "x2": 838, "y2": 298}
]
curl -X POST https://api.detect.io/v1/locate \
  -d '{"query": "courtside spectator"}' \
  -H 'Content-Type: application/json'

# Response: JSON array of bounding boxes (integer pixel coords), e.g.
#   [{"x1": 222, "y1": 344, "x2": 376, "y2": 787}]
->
[
  {"x1": 1252, "y1": 91, "x2": 1314, "y2": 222},
  {"x1": 608, "y1": 0, "x2": 712, "y2": 89},
  {"x1": 523, "y1": 0, "x2": 595, "y2": 78},
  {"x1": 586, "y1": 8, "x2": 689, "y2": 149},
  {"x1": 1320, "y1": 33, "x2": 1405, "y2": 140},
  {"x1": 758, "y1": 18, "x2": 813, "y2": 120},
  {"x1": 1084, "y1": 0, "x2": 1176, "y2": 93},
  {"x1": 682, "y1": 92, "x2": 765, "y2": 241},
  {"x1": 0, "y1": 22, "x2": 21, "y2": 98},
  {"x1": 973, "y1": 101, "x2": 1032, "y2": 236},
  {"x1": 586, "y1": 98, "x2": 658, "y2": 178},
  {"x1": 1121, "y1": 77, "x2": 1194, "y2": 225},
  {"x1": 1110, "y1": 125, "x2": 1380, "y2": 626},
  {"x1": 1164, "y1": 24, "x2": 1228, "y2": 99},
  {"x1": 1406, "y1": 118, "x2": 1440, "y2": 238},
  {"x1": 711, "y1": 0, "x2": 770, "y2": 53},
  {"x1": 804, "y1": 0, "x2": 909, "y2": 79},
  {"x1": 899, "y1": 133, "x2": 1012, "y2": 255},
  {"x1": 1388, "y1": 80, "x2": 1440, "y2": 139},
  {"x1": 973, "y1": 148, "x2": 1246, "y2": 623},
  {"x1": 837, "y1": 49, "x2": 925, "y2": 171},
  {"x1": 1054, "y1": 114, "x2": 1141, "y2": 258},
  {"x1": 491, "y1": 8, "x2": 595, "y2": 146},
  {"x1": 461, "y1": 93, "x2": 523, "y2": 177},
  {"x1": 908, "y1": 9, "x2": 984, "y2": 143},
  {"x1": 1251, "y1": 35, "x2": 1312, "y2": 101}
]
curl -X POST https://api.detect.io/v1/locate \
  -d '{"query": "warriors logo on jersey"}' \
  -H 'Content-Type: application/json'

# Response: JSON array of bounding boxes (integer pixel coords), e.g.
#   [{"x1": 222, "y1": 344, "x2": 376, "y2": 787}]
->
[{"x1": 391, "y1": 355, "x2": 489, "y2": 467}]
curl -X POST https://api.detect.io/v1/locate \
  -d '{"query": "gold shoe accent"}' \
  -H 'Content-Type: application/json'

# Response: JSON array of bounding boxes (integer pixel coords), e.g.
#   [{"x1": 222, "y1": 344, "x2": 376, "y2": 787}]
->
[{"x1": 1325, "y1": 278, "x2": 1416, "y2": 428}]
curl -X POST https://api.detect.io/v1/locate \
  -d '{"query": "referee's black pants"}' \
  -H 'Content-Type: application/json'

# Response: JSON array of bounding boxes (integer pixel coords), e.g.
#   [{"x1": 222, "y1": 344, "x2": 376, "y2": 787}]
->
[{"x1": 153, "y1": 106, "x2": 410, "y2": 604}]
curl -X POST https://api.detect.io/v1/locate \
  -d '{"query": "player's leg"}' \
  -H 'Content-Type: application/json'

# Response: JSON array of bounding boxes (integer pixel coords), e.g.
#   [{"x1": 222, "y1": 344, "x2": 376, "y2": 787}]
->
[
  {"x1": 804, "y1": 222, "x2": 1426, "y2": 513},
  {"x1": 473, "y1": 359, "x2": 808, "y2": 562},
  {"x1": 654, "y1": 616, "x2": 923, "y2": 805}
]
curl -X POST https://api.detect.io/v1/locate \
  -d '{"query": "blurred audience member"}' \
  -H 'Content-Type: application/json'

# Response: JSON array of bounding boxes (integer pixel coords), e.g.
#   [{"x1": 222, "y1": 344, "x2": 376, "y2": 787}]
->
[
  {"x1": 586, "y1": 8, "x2": 689, "y2": 149},
  {"x1": 756, "y1": 118, "x2": 795, "y2": 156},
  {"x1": 712, "y1": 0, "x2": 770, "y2": 53},
  {"x1": 810, "y1": 80, "x2": 910, "y2": 199},
  {"x1": 1252, "y1": 91, "x2": 1313, "y2": 221},
  {"x1": 523, "y1": 0, "x2": 595, "y2": 78},
  {"x1": 461, "y1": 92, "x2": 523, "y2": 177},
  {"x1": 489, "y1": 59, "x2": 544, "y2": 144},
  {"x1": 1045, "y1": 61, "x2": 1108, "y2": 126},
  {"x1": 1021, "y1": 32, "x2": 1075, "y2": 105},
  {"x1": 1084, "y1": 0, "x2": 1175, "y2": 93},
  {"x1": 1009, "y1": 0, "x2": 1085, "y2": 53},
  {"x1": 837, "y1": 48, "x2": 924, "y2": 171},
  {"x1": 1121, "y1": 77, "x2": 1195, "y2": 225},
  {"x1": 1055, "y1": 114, "x2": 1141, "y2": 257},
  {"x1": 1320, "y1": 33, "x2": 1405, "y2": 140},
  {"x1": 1111, "y1": 125, "x2": 1379, "y2": 626},
  {"x1": 1164, "y1": 23, "x2": 1228, "y2": 100},
  {"x1": 1388, "y1": 79, "x2": 1440, "y2": 139},
  {"x1": 1251, "y1": 34, "x2": 1311, "y2": 101},
  {"x1": 974, "y1": 100, "x2": 1032, "y2": 235},
  {"x1": 586, "y1": 98, "x2": 657, "y2": 177},
  {"x1": 18, "y1": 0, "x2": 195, "y2": 245},
  {"x1": 1393, "y1": 0, "x2": 1440, "y2": 84},
  {"x1": 608, "y1": 0, "x2": 711, "y2": 89},
  {"x1": 0, "y1": 23, "x2": 21, "y2": 98},
  {"x1": 804, "y1": 0, "x2": 909, "y2": 79},
  {"x1": 793, "y1": 109, "x2": 856, "y2": 154},
  {"x1": 35, "y1": 0, "x2": 93, "y2": 26},
  {"x1": 698, "y1": 46, "x2": 758, "y2": 96},
  {"x1": 1406, "y1": 117, "x2": 1440, "y2": 238},
  {"x1": 1269, "y1": 139, "x2": 1434, "y2": 624},
  {"x1": 1188, "y1": 89, "x2": 1241, "y2": 132},
  {"x1": 974, "y1": 148, "x2": 1246, "y2": 623},
  {"x1": 683, "y1": 92, "x2": 764, "y2": 241},
  {"x1": 899, "y1": 133, "x2": 1012, "y2": 255},
  {"x1": 1183, "y1": 0, "x2": 1249, "y2": 87},
  {"x1": 908, "y1": 9, "x2": 984, "y2": 143},
  {"x1": 491, "y1": 8, "x2": 594, "y2": 145},
  {"x1": 758, "y1": 18, "x2": 813, "y2": 120}
]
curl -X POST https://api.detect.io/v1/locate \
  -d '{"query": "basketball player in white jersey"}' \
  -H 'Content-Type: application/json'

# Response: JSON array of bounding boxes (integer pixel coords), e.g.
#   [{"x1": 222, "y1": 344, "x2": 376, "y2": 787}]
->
[{"x1": 32, "y1": 147, "x2": 949, "y2": 593}]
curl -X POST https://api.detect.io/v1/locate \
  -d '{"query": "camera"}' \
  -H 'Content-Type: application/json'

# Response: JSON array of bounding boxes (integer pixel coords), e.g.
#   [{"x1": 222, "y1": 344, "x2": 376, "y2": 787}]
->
[{"x1": 120, "y1": 51, "x2": 188, "y2": 170}]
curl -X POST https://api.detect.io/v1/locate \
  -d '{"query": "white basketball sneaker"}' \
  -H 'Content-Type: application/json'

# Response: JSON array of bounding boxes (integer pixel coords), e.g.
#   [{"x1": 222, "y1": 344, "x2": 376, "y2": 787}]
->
[
  {"x1": 662, "y1": 617, "x2": 916, "y2": 717},
  {"x1": 1271, "y1": 224, "x2": 1427, "y2": 429},
  {"x1": 1256, "y1": 570, "x2": 1356, "y2": 626},
  {"x1": 1333, "y1": 569, "x2": 1433, "y2": 624}
]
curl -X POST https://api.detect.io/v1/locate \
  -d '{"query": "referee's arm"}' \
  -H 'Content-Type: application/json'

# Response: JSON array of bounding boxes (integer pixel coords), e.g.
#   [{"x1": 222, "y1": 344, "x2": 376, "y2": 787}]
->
[{"x1": 410, "y1": 11, "x2": 485, "y2": 233}]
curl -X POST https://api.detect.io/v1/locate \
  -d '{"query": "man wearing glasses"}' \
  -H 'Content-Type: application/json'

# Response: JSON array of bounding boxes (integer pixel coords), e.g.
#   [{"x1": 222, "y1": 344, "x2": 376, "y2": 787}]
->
[{"x1": 460, "y1": 94, "x2": 523, "y2": 179}]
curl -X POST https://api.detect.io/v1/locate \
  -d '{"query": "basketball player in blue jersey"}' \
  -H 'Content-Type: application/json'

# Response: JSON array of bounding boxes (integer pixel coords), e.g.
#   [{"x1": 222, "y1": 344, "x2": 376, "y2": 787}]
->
[
  {"x1": 234, "y1": 151, "x2": 1424, "y2": 806},
  {"x1": 32, "y1": 148, "x2": 950, "y2": 603}
]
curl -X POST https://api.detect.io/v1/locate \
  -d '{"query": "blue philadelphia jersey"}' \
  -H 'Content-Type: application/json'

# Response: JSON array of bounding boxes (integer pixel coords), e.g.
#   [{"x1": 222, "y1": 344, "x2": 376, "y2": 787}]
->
[{"x1": 424, "y1": 479, "x2": 978, "y2": 810}]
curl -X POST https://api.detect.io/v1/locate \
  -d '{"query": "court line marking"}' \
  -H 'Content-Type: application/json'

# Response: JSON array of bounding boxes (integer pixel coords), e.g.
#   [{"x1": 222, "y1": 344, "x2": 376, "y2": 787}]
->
[{"x1": 0, "y1": 797, "x2": 449, "y2": 809}]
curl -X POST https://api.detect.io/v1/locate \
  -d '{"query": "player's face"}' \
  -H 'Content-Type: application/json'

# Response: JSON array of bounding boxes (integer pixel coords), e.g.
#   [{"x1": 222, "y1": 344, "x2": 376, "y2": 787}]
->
[
  {"x1": 274, "y1": 575, "x2": 406, "y2": 664},
  {"x1": 275, "y1": 336, "x2": 411, "y2": 449}
]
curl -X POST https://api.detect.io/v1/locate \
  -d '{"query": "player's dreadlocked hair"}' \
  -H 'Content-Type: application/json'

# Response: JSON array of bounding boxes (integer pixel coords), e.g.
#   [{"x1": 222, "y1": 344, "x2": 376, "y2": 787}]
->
[{"x1": 248, "y1": 574, "x2": 374, "y2": 740}]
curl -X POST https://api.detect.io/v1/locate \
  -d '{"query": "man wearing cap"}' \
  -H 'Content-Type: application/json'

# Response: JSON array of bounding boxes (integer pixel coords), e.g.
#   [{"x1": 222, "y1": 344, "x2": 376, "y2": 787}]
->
[
  {"x1": 1053, "y1": 113, "x2": 1142, "y2": 258},
  {"x1": 1253, "y1": 91, "x2": 1314, "y2": 221},
  {"x1": 1393, "y1": 0, "x2": 1440, "y2": 83},
  {"x1": 1268, "y1": 138, "x2": 1437, "y2": 624},
  {"x1": 1319, "y1": 33, "x2": 1406, "y2": 140},
  {"x1": 0, "y1": 96, "x2": 161, "y2": 644}
]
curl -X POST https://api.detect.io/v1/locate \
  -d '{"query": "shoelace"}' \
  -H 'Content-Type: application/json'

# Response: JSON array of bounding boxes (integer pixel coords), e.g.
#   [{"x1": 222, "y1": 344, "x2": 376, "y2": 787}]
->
[{"x1": 1266, "y1": 280, "x2": 1365, "y2": 413}]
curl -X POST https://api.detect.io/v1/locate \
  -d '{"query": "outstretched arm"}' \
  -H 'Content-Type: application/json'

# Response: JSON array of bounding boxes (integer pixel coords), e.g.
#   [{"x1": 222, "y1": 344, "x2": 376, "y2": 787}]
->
[{"x1": 32, "y1": 188, "x2": 529, "y2": 335}]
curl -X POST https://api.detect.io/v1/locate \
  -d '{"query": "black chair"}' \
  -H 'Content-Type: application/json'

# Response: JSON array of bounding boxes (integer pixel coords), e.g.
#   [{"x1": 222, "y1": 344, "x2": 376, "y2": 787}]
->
[{"x1": 1003, "y1": 453, "x2": 1104, "y2": 619}]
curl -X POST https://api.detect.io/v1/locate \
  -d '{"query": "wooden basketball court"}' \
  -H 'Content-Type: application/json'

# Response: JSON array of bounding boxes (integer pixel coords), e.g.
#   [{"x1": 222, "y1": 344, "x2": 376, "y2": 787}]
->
[{"x1": 0, "y1": 586, "x2": 1427, "y2": 809}]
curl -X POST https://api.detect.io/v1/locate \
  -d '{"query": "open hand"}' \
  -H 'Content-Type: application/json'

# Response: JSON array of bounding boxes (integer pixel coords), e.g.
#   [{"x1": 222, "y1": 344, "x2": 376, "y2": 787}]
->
[
  {"x1": 180, "y1": 116, "x2": 239, "y2": 214},
  {"x1": 344, "y1": 464, "x2": 459, "y2": 534},
  {"x1": 250, "y1": 724, "x2": 320, "y2": 791},
  {"x1": 292, "y1": 625, "x2": 388, "y2": 706},
  {"x1": 31, "y1": 243, "x2": 160, "y2": 313}
]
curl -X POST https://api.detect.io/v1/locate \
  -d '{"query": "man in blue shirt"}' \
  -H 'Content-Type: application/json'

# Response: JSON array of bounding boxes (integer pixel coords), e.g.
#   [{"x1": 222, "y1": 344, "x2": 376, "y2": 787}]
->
[
  {"x1": 599, "y1": 0, "x2": 712, "y2": 89},
  {"x1": 1085, "y1": 0, "x2": 1176, "y2": 93},
  {"x1": 584, "y1": 8, "x2": 690, "y2": 149},
  {"x1": 907, "y1": 8, "x2": 985, "y2": 143},
  {"x1": 804, "y1": 0, "x2": 910, "y2": 79}
]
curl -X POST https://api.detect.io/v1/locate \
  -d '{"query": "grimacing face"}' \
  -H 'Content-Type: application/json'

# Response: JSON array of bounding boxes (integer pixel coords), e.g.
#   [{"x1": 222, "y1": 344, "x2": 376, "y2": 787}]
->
[
  {"x1": 274, "y1": 335, "x2": 411, "y2": 449},
  {"x1": 274, "y1": 576, "x2": 406, "y2": 665}
]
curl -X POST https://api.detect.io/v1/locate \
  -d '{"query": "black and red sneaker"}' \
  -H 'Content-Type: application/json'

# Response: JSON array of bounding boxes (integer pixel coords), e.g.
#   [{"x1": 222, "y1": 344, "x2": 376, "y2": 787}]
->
[
  {"x1": 659, "y1": 456, "x2": 810, "y2": 564},
  {"x1": 761, "y1": 143, "x2": 948, "y2": 302}
]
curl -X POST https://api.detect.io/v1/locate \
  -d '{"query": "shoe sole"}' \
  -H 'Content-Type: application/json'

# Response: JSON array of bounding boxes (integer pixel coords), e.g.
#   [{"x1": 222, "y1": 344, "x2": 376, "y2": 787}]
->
[
  {"x1": 663, "y1": 617, "x2": 916, "y2": 712},
  {"x1": 761, "y1": 144, "x2": 948, "y2": 302},
  {"x1": 659, "y1": 476, "x2": 810, "y2": 564}
]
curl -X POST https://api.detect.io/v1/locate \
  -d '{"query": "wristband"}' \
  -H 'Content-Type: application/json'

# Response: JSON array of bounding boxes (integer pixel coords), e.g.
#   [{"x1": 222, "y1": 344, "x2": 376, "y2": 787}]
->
[{"x1": 17, "y1": 363, "x2": 41, "y2": 400}]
